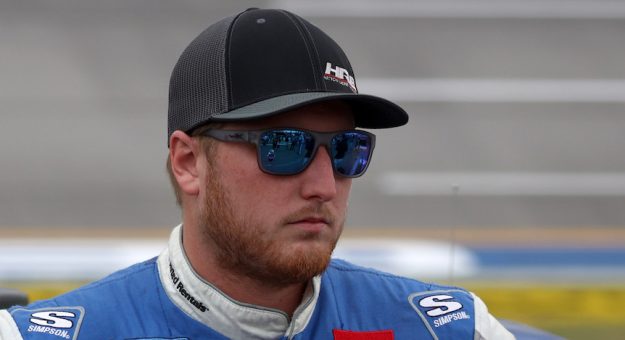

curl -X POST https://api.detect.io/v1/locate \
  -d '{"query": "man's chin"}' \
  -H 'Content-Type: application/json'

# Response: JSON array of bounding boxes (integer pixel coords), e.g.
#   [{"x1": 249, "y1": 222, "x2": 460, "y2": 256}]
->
[
  {"x1": 262, "y1": 243, "x2": 334, "y2": 285},
  {"x1": 286, "y1": 234, "x2": 337, "y2": 259}
]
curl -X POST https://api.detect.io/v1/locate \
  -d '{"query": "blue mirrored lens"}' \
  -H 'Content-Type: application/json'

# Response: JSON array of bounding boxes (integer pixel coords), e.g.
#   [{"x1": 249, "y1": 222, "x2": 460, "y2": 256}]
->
[
  {"x1": 259, "y1": 130, "x2": 314, "y2": 174},
  {"x1": 331, "y1": 132, "x2": 372, "y2": 177}
]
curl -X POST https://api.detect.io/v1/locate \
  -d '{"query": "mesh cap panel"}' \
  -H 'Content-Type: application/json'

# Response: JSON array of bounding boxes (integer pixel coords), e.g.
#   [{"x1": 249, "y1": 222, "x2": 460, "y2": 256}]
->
[{"x1": 167, "y1": 14, "x2": 235, "y2": 138}]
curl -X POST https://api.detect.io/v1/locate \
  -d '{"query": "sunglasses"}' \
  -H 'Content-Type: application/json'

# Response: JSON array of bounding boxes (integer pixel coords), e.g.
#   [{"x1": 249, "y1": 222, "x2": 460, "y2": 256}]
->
[{"x1": 200, "y1": 128, "x2": 376, "y2": 177}]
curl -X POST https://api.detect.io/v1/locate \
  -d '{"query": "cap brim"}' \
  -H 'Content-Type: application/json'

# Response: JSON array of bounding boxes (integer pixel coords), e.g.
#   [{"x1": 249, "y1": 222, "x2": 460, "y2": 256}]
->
[{"x1": 209, "y1": 92, "x2": 409, "y2": 129}]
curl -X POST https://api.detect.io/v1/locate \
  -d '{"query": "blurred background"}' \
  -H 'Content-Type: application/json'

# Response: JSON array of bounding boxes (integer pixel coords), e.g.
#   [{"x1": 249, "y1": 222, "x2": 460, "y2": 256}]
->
[{"x1": 1, "y1": 0, "x2": 625, "y2": 338}]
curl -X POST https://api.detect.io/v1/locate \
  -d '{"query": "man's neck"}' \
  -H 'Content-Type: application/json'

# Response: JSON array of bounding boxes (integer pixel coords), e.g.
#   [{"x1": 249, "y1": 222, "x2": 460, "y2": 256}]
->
[
  {"x1": 200, "y1": 266, "x2": 308, "y2": 317},
  {"x1": 182, "y1": 226, "x2": 308, "y2": 317}
]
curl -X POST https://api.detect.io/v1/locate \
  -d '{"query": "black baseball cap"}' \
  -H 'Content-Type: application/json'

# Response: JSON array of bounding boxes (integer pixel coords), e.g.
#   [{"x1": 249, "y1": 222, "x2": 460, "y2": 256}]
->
[{"x1": 167, "y1": 8, "x2": 409, "y2": 142}]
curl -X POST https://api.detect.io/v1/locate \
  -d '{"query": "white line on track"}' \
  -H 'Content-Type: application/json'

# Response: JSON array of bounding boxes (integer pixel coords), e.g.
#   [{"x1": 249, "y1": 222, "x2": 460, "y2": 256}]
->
[
  {"x1": 379, "y1": 172, "x2": 625, "y2": 196},
  {"x1": 271, "y1": 0, "x2": 625, "y2": 19},
  {"x1": 358, "y1": 79, "x2": 625, "y2": 103}
]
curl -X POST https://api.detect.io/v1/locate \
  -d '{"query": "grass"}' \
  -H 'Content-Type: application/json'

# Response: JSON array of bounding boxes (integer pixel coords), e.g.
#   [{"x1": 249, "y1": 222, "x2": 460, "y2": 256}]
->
[{"x1": 466, "y1": 282, "x2": 625, "y2": 340}]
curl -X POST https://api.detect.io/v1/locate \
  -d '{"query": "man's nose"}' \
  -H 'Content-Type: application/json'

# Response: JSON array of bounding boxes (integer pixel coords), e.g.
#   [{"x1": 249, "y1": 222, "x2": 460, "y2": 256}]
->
[{"x1": 298, "y1": 147, "x2": 338, "y2": 201}]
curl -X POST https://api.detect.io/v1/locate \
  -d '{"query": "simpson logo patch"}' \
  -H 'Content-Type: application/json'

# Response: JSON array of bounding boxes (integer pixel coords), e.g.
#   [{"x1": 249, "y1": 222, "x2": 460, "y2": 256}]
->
[
  {"x1": 10, "y1": 306, "x2": 85, "y2": 340},
  {"x1": 333, "y1": 329, "x2": 394, "y2": 340},
  {"x1": 323, "y1": 62, "x2": 358, "y2": 93},
  {"x1": 418, "y1": 294, "x2": 464, "y2": 318},
  {"x1": 408, "y1": 290, "x2": 474, "y2": 338}
]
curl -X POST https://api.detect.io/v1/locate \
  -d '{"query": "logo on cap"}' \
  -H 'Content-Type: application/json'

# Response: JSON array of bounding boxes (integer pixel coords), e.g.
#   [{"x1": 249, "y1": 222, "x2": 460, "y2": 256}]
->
[{"x1": 323, "y1": 62, "x2": 357, "y2": 93}]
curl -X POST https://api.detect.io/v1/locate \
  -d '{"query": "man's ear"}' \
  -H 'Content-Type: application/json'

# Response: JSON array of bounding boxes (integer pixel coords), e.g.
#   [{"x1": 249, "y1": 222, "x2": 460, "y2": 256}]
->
[{"x1": 169, "y1": 131, "x2": 201, "y2": 197}]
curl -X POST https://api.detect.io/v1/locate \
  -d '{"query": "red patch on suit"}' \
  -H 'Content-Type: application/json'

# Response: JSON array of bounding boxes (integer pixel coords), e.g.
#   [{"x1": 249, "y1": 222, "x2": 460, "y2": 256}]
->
[{"x1": 333, "y1": 329, "x2": 394, "y2": 340}]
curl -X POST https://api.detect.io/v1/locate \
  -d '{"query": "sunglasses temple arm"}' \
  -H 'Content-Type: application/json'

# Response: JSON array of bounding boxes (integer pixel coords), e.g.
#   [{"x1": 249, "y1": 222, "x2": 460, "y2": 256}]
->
[{"x1": 205, "y1": 130, "x2": 253, "y2": 143}]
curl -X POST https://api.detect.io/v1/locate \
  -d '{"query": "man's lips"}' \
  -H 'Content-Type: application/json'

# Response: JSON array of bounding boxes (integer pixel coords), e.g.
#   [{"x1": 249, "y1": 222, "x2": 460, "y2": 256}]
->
[
  {"x1": 289, "y1": 216, "x2": 330, "y2": 224},
  {"x1": 288, "y1": 217, "x2": 330, "y2": 231},
  {"x1": 295, "y1": 218, "x2": 328, "y2": 224}
]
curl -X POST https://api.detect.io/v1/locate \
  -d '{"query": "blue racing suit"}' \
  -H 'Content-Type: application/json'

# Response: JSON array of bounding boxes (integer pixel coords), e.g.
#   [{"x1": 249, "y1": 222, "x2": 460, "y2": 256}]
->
[{"x1": 0, "y1": 225, "x2": 514, "y2": 339}]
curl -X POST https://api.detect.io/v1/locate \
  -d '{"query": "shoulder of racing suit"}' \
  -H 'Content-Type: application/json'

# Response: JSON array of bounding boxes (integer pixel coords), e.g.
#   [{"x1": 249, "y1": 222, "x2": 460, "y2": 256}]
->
[
  {"x1": 309, "y1": 258, "x2": 514, "y2": 340},
  {"x1": 0, "y1": 257, "x2": 221, "y2": 340}
]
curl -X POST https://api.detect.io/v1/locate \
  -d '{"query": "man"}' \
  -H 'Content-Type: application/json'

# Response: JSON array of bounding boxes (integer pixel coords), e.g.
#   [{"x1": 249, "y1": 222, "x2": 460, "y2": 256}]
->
[{"x1": 0, "y1": 8, "x2": 514, "y2": 340}]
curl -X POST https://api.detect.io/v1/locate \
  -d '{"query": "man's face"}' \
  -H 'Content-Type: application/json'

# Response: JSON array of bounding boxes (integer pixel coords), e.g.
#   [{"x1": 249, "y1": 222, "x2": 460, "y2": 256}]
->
[{"x1": 197, "y1": 101, "x2": 354, "y2": 286}]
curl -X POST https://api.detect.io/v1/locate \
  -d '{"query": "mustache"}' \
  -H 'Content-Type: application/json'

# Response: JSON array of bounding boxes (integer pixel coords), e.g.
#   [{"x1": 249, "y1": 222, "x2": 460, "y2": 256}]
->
[{"x1": 280, "y1": 204, "x2": 337, "y2": 226}]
